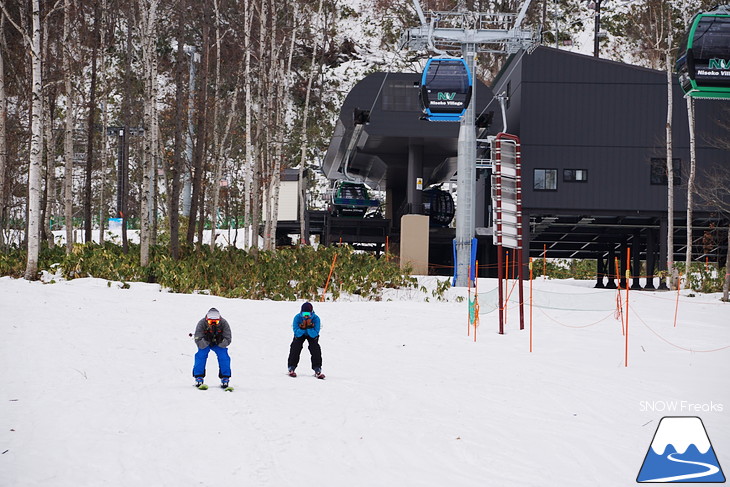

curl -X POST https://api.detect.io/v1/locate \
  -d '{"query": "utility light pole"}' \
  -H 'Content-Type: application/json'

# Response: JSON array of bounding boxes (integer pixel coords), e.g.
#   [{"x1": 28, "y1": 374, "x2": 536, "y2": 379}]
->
[
  {"x1": 589, "y1": 0, "x2": 603, "y2": 57},
  {"x1": 400, "y1": 1, "x2": 537, "y2": 287}
]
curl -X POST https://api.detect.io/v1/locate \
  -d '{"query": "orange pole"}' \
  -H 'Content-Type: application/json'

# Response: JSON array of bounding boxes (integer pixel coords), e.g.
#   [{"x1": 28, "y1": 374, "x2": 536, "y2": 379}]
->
[
  {"x1": 625, "y1": 248, "x2": 630, "y2": 367},
  {"x1": 321, "y1": 253, "x2": 338, "y2": 302},
  {"x1": 673, "y1": 272, "x2": 682, "y2": 327},
  {"x1": 467, "y1": 265, "x2": 472, "y2": 337},
  {"x1": 474, "y1": 260, "x2": 479, "y2": 342},
  {"x1": 529, "y1": 258, "x2": 533, "y2": 353}
]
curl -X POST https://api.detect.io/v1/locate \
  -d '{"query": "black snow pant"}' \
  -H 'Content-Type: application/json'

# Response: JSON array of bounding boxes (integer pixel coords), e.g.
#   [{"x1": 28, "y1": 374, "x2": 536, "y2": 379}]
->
[{"x1": 287, "y1": 335, "x2": 322, "y2": 371}]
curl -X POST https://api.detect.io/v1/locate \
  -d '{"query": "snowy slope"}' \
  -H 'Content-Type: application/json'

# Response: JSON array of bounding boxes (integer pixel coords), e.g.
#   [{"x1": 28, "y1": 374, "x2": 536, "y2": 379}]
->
[{"x1": 1, "y1": 275, "x2": 728, "y2": 486}]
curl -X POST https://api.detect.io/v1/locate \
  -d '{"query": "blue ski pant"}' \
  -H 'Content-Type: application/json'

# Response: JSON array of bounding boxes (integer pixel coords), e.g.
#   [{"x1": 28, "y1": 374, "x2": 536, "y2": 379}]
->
[{"x1": 193, "y1": 345, "x2": 231, "y2": 378}]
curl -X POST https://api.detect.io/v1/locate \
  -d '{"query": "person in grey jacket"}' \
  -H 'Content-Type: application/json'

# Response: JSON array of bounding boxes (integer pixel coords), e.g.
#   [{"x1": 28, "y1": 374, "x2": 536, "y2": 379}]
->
[{"x1": 192, "y1": 308, "x2": 232, "y2": 388}]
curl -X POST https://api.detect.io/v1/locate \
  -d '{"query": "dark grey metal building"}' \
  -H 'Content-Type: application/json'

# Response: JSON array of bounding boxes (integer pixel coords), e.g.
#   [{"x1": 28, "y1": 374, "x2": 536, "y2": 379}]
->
[
  {"x1": 493, "y1": 47, "x2": 729, "y2": 287},
  {"x1": 322, "y1": 47, "x2": 730, "y2": 284}
]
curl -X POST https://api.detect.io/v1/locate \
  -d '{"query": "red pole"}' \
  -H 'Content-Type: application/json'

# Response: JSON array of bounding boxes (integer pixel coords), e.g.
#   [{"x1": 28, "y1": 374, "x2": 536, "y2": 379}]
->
[
  {"x1": 498, "y1": 246, "x2": 504, "y2": 334},
  {"x1": 505, "y1": 251, "x2": 510, "y2": 326},
  {"x1": 529, "y1": 258, "x2": 533, "y2": 352},
  {"x1": 625, "y1": 248, "x2": 630, "y2": 367}
]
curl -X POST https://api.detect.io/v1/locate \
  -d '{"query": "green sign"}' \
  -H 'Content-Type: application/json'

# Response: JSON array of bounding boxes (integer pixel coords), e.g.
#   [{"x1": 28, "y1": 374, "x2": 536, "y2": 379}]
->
[{"x1": 437, "y1": 92, "x2": 456, "y2": 101}]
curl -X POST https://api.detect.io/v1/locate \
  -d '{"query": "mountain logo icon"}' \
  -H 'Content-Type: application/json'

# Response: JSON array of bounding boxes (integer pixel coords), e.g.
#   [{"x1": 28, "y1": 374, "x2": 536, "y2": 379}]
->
[{"x1": 637, "y1": 416, "x2": 726, "y2": 483}]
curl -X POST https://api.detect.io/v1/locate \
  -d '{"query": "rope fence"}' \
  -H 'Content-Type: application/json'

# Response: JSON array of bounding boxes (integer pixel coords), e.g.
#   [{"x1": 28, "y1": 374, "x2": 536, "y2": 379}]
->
[{"x1": 467, "y1": 253, "x2": 729, "y2": 367}]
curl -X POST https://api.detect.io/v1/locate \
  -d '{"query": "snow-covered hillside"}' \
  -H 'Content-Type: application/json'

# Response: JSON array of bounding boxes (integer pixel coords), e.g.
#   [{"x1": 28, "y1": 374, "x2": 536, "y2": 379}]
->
[{"x1": 1, "y1": 275, "x2": 728, "y2": 486}]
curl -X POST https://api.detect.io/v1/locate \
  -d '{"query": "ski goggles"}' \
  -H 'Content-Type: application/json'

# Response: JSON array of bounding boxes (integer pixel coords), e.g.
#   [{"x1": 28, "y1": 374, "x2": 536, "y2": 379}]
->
[
  {"x1": 206, "y1": 319, "x2": 220, "y2": 325},
  {"x1": 301, "y1": 312, "x2": 311, "y2": 318}
]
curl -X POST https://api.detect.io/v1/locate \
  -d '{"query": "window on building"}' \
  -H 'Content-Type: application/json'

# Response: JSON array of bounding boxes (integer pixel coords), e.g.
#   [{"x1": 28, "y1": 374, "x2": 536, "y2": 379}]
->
[
  {"x1": 381, "y1": 81, "x2": 421, "y2": 112},
  {"x1": 651, "y1": 158, "x2": 681, "y2": 185},
  {"x1": 563, "y1": 169, "x2": 588, "y2": 182},
  {"x1": 534, "y1": 169, "x2": 557, "y2": 190}
]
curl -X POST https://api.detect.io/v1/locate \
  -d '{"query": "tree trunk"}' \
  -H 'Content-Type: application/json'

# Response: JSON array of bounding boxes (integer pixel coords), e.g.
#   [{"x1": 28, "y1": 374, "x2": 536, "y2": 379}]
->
[
  {"x1": 98, "y1": 0, "x2": 108, "y2": 245},
  {"x1": 170, "y1": 15, "x2": 186, "y2": 259},
  {"x1": 0, "y1": 14, "x2": 5, "y2": 249},
  {"x1": 41, "y1": 6, "x2": 57, "y2": 248},
  {"x1": 187, "y1": 12, "x2": 209, "y2": 247},
  {"x1": 665, "y1": 22, "x2": 675, "y2": 289},
  {"x1": 722, "y1": 226, "x2": 730, "y2": 303},
  {"x1": 685, "y1": 96, "x2": 696, "y2": 287},
  {"x1": 242, "y1": 0, "x2": 253, "y2": 249},
  {"x1": 209, "y1": 0, "x2": 222, "y2": 251},
  {"x1": 298, "y1": 0, "x2": 325, "y2": 245},
  {"x1": 266, "y1": 5, "x2": 296, "y2": 251},
  {"x1": 139, "y1": 0, "x2": 159, "y2": 267},
  {"x1": 120, "y1": 5, "x2": 133, "y2": 253},
  {"x1": 0, "y1": 15, "x2": 5, "y2": 249},
  {"x1": 84, "y1": 0, "x2": 100, "y2": 244},
  {"x1": 42, "y1": 90, "x2": 56, "y2": 248},
  {"x1": 25, "y1": 0, "x2": 43, "y2": 280},
  {"x1": 63, "y1": 0, "x2": 75, "y2": 253},
  {"x1": 250, "y1": 0, "x2": 270, "y2": 257}
]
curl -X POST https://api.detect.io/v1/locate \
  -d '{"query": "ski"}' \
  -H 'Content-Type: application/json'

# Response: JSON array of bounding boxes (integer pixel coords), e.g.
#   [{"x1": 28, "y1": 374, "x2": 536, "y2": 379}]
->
[{"x1": 196, "y1": 384, "x2": 209, "y2": 390}]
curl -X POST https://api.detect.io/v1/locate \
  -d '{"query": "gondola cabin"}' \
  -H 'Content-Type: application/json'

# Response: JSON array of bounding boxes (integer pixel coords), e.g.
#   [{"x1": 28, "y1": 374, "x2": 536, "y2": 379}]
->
[
  {"x1": 420, "y1": 58, "x2": 473, "y2": 121},
  {"x1": 676, "y1": 6, "x2": 730, "y2": 99}
]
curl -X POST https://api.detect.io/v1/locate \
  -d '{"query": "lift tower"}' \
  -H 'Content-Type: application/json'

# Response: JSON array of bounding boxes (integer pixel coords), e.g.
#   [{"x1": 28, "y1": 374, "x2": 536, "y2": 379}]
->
[{"x1": 400, "y1": 1, "x2": 537, "y2": 287}]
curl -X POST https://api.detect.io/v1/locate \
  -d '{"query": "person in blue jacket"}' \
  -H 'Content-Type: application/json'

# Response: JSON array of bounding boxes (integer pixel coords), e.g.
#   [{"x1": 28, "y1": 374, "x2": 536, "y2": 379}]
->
[{"x1": 287, "y1": 302, "x2": 324, "y2": 379}]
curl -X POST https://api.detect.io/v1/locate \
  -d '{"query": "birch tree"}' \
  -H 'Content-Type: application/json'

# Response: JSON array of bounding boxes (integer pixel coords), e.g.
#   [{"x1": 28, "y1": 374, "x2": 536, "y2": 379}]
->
[
  {"x1": 684, "y1": 96, "x2": 696, "y2": 282},
  {"x1": 297, "y1": 0, "x2": 324, "y2": 245},
  {"x1": 248, "y1": 0, "x2": 269, "y2": 256},
  {"x1": 63, "y1": 0, "x2": 75, "y2": 253},
  {"x1": 97, "y1": 0, "x2": 108, "y2": 244},
  {"x1": 665, "y1": 10, "x2": 675, "y2": 289},
  {"x1": 187, "y1": 4, "x2": 209, "y2": 247},
  {"x1": 209, "y1": 0, "x2": 223, "y2": 250},
  {"x1": 242, "y1": 0, "x2": 253, "y2": 249},
  {"x1": 139, "y1": 0, "x2": 159, "y2": 266},
  {"x1": 0, "y1": 12, "x2": 7, "y2": 248},
  {"x1": 40, "y1": 3, "x2": 57, "y2": 247},
  {"x1": 84, "y1": 0, "x2": 100, "y2": 243},
  {"x1": 169, "y1": 5, "x2": 186, "y2": 259},
  {"x1": 26, "y1": 0, "x2": 44, "y2": 279}
]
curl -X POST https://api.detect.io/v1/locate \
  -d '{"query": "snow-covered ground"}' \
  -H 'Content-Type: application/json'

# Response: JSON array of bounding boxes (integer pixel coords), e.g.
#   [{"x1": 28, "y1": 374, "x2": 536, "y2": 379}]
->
[{"x1": 1, "y1": 275, "x2": 728, "y2": 486}]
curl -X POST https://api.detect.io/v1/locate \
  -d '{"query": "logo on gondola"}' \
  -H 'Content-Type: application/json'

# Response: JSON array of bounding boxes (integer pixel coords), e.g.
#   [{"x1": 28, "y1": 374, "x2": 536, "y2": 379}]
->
[
  {"x1": 708, "y1": 58, "x2": 730, "y2": 70},
  {"x1": 437, "y1": 92, "x2": 457, "y2": 101},
  {"x1": 636, "y1": 416, "x2": 726, "y2": 483}
]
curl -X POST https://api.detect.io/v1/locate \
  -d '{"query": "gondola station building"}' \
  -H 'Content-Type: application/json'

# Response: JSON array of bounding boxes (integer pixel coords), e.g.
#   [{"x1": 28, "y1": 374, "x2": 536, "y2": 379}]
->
[{"x1": 321, "y1": 46, "x2": 730, "y2": 285}]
